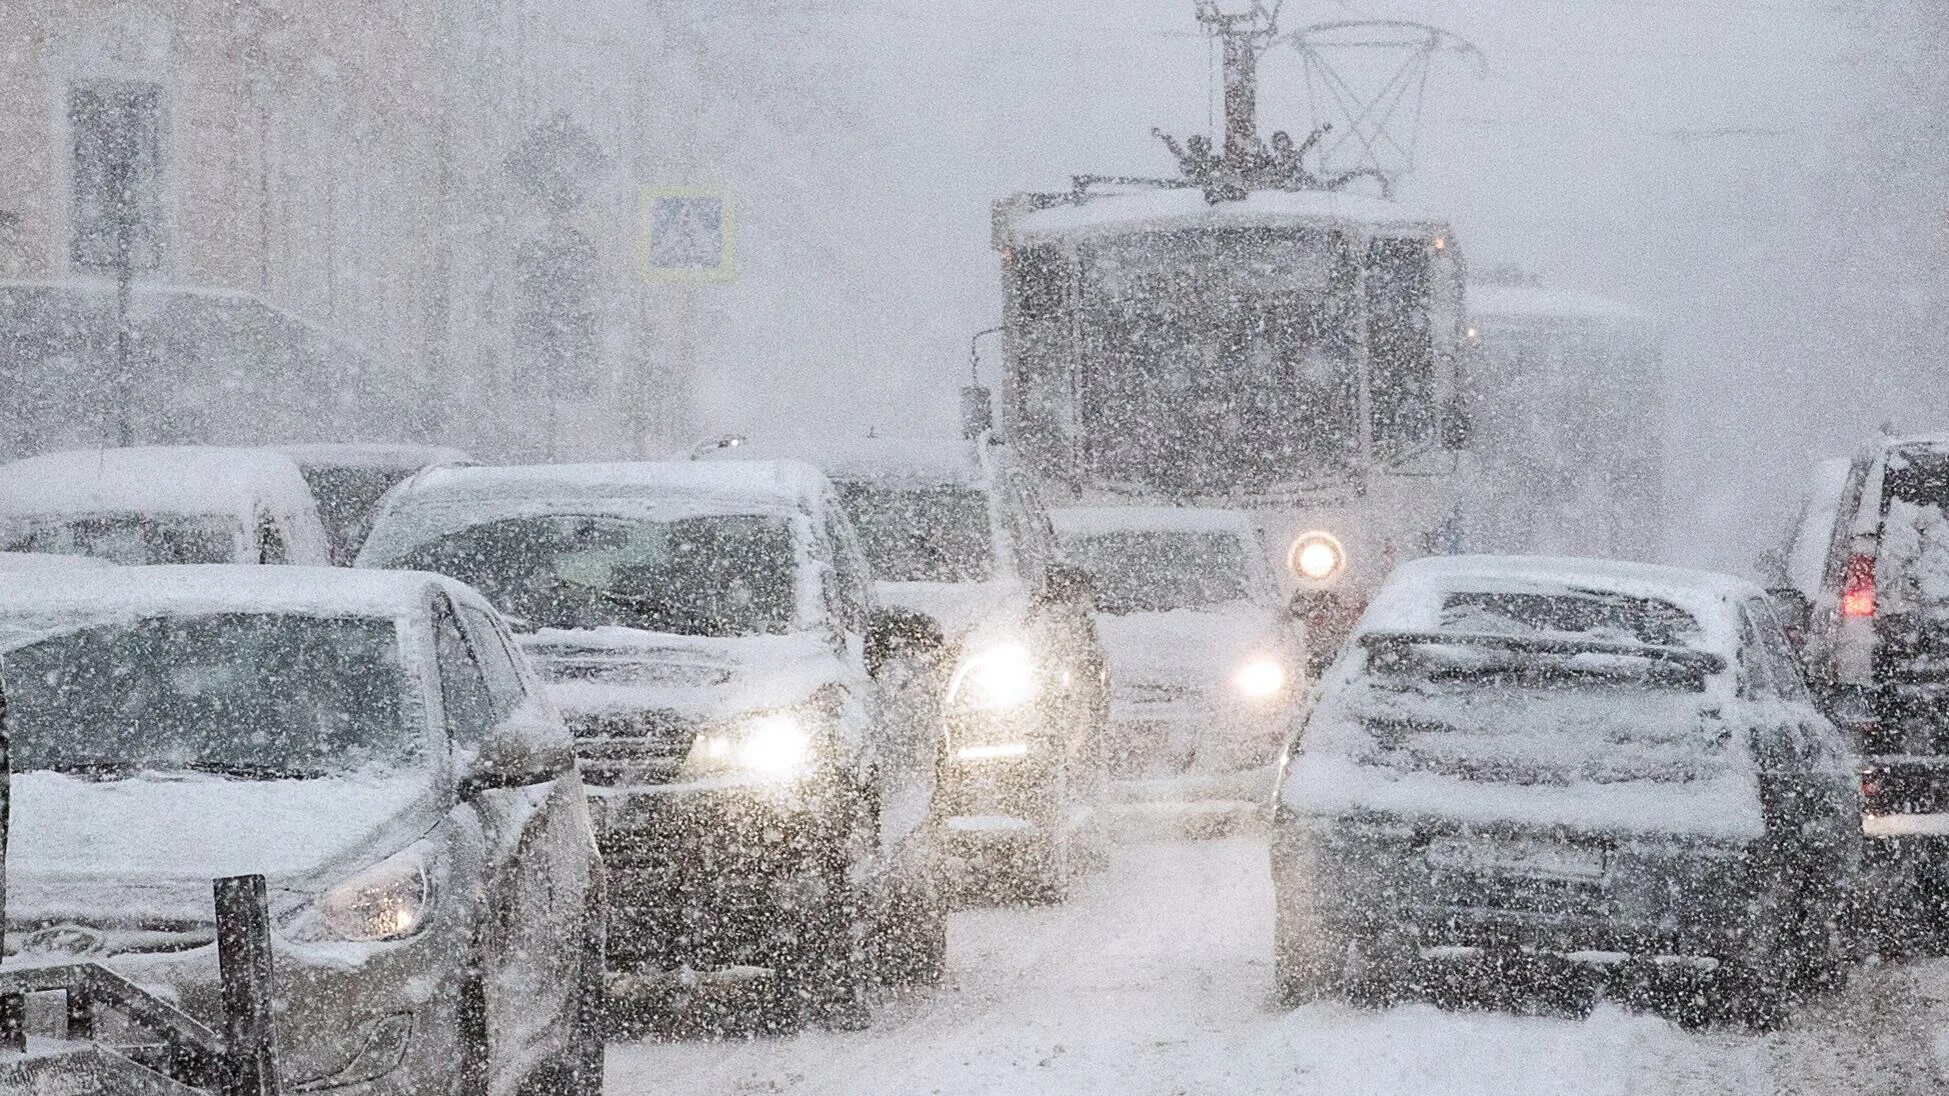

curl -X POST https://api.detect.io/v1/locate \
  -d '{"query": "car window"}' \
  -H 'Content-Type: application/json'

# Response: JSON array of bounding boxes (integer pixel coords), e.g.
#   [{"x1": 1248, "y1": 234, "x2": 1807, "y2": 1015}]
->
[
  {"x1": 459, "y1": 604, "x2": 529, "y2": 721},
  {"x1": 822, "y1": 503, "x2": 873, "y2": 635},
  {"x1": 433, "y1": 600, "x2": 495, "y2": 741},
  {"x1": 1741, "y1": 598, "x2": 1810, "y2": 702},
  {"x1": 257, "y1": 512, "x2": 288, "y2": 565},
  {"x1": 1002, "y1": 474, "x2": 1053, "y2": 584}
]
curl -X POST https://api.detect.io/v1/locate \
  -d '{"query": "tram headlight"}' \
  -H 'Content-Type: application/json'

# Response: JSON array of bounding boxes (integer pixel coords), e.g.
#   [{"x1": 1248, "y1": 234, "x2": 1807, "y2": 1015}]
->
[{"x1": 1288, "y1": 531, "x2": 1346, "y2": 582}]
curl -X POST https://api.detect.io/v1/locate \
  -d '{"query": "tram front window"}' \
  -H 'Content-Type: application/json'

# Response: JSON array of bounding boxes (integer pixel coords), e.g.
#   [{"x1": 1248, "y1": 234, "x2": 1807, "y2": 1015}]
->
[{"x1": 1075, "y1": 228, "x2": 1361, "y2": 496}]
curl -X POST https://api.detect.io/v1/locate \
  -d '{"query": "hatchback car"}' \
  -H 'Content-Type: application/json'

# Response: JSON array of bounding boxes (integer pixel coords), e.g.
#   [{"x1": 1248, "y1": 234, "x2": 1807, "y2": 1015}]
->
[
  {"x1": 0, "y1": 566, "x2": 603, "y2": 1095},
  {"x1": 358, "y1": 461, "x2": 950, "y2": 1027},
  {"x1": 277, "y1": 443, "x2": 473, "y2": 565},
  {"x1": 1052, "y1": 506, "x2": 1302, "y2": 828},
  {"x1": 1272, "y1": 556, "x2": 1861, "y2": 1026},
  {"x1": 716, "y1": 438, "x2": 1111, "y2": 900},
  {"x1": 0, "y1": 446, "x2": 329, "y2": 566}
]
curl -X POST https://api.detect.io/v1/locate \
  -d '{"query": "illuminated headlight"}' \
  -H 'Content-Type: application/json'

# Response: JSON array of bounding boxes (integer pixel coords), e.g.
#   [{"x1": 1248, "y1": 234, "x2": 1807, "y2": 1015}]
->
[
  {"x1": 948, "y1": 643, "x2": 1039, "y2": 711},
  {"x1": 295, "y1": 851, "x2": 432, "y2": 943},
  {"x1": 689, "y1": 712, "x2": 814, "y2": 779},
  {"x1": 1288, "y1": 531, "x2": 1345, "y2": 582},
  {"x1": 1232, "y1": 656, "x2": 1287, "y2": 699}
]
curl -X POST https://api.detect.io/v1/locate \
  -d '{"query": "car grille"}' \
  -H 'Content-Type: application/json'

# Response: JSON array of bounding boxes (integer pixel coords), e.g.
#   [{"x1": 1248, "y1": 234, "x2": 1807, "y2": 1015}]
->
[{"x1": 567, "y1": 709, "x2": 697, "y2": 743}]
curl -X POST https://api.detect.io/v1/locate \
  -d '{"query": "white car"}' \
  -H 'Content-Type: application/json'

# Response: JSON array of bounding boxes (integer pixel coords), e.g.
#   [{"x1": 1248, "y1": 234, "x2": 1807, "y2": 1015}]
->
[
  {"x1": 1052, "y1": 506, "x2": 1302, "y2": 825},
  {"x1": 358, "y1": 461, "x2": 951, "y2": 1027},
  {"x1": 0, "y1": 446, "x2": 329, "y2": 566},
  {"x1": 1, "y1": 566, "x2": 603, "y2": 1094}
]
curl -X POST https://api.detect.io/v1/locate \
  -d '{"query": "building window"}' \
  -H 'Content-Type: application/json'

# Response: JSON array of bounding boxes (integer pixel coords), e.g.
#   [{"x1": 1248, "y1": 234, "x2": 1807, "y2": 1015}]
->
[{"x1": 68, "y1": 81, "x2": 165, "y2": 275}]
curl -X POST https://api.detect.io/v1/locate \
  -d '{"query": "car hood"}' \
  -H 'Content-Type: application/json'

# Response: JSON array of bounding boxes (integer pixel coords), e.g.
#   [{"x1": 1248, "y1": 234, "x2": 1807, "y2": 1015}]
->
[
  {"x1": 1097, "y1": 604, "x2": 1285, "y2": 689},
  {"x1": 875, "y1": 579, "x2": 1027, "y2": 642},
  {"x1": 525, "y1": 627, "x2": 849, "y2": 721},
  {"x1": 6, "y1": 771, "x2": 437, "y2": 925}
]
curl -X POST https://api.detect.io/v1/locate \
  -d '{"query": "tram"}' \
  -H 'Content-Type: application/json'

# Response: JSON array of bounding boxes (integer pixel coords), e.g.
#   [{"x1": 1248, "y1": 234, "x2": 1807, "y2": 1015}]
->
[
  {"x1": 985, "y1": 145, "x2": 1472, "y2": 650},
  {"x1": 1459, "y1": 281, "x2": 1664, "y2": 561}
]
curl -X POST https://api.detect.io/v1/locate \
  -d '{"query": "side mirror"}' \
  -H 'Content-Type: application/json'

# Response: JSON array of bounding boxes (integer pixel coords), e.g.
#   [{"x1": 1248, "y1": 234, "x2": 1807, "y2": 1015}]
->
[
  {"x1": 1040, "y1": 562, "x2": 1096, "y2": 608},
  {"x1": 961, "y1": 385, "x2": 994, "y2": 440},
  {"x1": 1767, "y1": 586, "x2": 1815, "y2": 650},
  {"x1": 459, "y1": 717, "x2": 576, "y2": 796},
  {"x1": 866, "y1": 607, "x2": 947, "y2": 676}
]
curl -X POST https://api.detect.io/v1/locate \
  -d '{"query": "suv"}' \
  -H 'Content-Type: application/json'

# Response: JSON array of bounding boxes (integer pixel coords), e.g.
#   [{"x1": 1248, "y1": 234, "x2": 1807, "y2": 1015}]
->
[
  {"x1": 718, "y1": 438, "x2": 1111, "y2": 900},
  {"x1": 1775, "y1": 437, "x2": 1949, "y2": 925},
  {"x1": 1, "y1": 566, "x2": 604, "y2": 1095},
  {"x1": 1273, "y1": 556, "x2": 1860, "y2": 1026},
  {"x1": 358, "y1": 461, "x2": 950, "y2": 1027}
]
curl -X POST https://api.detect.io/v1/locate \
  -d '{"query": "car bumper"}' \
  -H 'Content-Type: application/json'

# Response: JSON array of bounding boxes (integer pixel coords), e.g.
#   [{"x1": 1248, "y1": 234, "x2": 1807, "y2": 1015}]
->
[
  {"x1": 1268, "y1": 815, "x2": 1752, "y2": 961},
  {"x1": 1106, "y1": 692, "x2": 1289, "y2": 784},
  {"x1": 96, "y1": 927, "x2": 469, "y2": 1095},
  {"x1": 588, "y1": 778, "x2": 843, "y2": 974}
]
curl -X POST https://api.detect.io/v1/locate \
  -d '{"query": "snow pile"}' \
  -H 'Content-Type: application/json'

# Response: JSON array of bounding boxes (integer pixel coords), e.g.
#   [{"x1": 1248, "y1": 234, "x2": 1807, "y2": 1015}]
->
[{"x1": 1879, "y1": 496, "x2": 1949, "y2": 621}]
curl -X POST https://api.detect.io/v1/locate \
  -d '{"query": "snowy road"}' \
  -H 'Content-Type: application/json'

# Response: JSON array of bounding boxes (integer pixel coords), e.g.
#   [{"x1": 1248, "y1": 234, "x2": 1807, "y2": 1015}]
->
[{"x1": 605, "y1": 838, "x2": 1949, "y2": 1095}]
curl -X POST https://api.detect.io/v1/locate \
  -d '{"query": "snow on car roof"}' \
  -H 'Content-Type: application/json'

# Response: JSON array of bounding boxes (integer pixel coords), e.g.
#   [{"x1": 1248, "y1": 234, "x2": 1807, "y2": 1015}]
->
[
  {"x1": 704, "y1": 436, "x2": 990, "y2": 488},
  {"x1": 1008, "y1": 188, "x2": 1447, "y2": 243},
  {"x1": 1467, "y1": 285, "x2": 1647, "y2": 323},
  {"x1": 275, "y1": 442, "x2": 472, "y2": 471},
  {"x1": 386, "y1": 460, "x2": 830, "y2": 513},
  {"x1": 0, "y1": 565, "x2": 460, "y2": 625},
  {"x1": 1050, "y1": 506, "x2": 1258, "y2": 539},
  {"x1": 0, "y1": 446, "x2": 317, "y2": 522},
  {"x1": 1362, "y1": 555, "x2": 1751, "y2": 653}
]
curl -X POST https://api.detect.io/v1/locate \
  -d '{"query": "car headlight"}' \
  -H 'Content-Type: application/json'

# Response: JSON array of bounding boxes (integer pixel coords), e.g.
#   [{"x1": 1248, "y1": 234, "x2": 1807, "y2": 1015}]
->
[
  {"x1": 689, "y1": 712, "x2": 815, "y2": 780},
  {"x1": 1288, "y1": 531, "x2": 1345, "y2": 582},
  {"x1": 947, "y1": 642, "x2": 1039, "y2": 711},
  {"x1": 1232, "y1": 656, "x2": 1287, "y2": 699},
  {"x1": 298, "y1": 851, "x2": 432, "y2": 943}
]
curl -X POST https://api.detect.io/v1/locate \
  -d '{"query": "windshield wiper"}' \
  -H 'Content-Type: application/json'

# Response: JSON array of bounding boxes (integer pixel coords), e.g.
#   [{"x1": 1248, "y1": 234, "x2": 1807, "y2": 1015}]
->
[{"x1": 174, "y1": 760, "x2": 324, "y2": 781}]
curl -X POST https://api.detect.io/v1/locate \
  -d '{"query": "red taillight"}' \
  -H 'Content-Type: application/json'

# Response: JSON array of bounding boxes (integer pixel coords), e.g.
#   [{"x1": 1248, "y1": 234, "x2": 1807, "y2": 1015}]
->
[{"x1": 1841, "y1": 552, "x2": 1877, "y2": 618}]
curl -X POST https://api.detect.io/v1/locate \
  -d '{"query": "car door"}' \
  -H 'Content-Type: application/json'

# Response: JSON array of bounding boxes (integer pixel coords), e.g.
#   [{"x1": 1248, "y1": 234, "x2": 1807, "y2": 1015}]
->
[
  {"x1": 1740, "y1": 598, "x2": 1858, "y2": 880},
  {"x1": 1004, "y1": 473, "x2": 1107, "y2": 793},
  {"x1": 436, "y1": 597, "x2": 591, "y2": 1069}
]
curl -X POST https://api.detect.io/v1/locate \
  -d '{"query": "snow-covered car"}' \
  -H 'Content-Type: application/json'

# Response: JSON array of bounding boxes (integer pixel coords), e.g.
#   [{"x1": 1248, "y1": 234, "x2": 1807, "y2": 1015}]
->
[
  {"x1": 277, "y1": 442, "x2": 473, "y2": 565},
  {"x1": 1271, "y1": 556, "x2": 1862, "y2": 1025},
  {"x1": 0, "y1": 446, "x2": 329, "y2": 566},
  {"x1": 1051, "y1": 506, "x2": 1302, "y2": 825},
  {"x1": 0, "y1": 565, "x2": 604, "y2": 1095},
  {"x1": 357, "y1": 461, "x2": 951, "y2": 1027},
  {"x1": 719, "y1": 438, "x2": 1112, "y2": 900},
  {"x1": 1776, "y1": 437, "x2": 1949, "y2": 915}
]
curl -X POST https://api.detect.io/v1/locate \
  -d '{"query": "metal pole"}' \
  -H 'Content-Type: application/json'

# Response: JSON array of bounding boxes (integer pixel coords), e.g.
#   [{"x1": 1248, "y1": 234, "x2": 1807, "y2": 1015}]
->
[
  {"x1": 214, "y1": 875, "x2": 280, "y2": 1096},
  {"x1": 1221, "y1": 21, "x2": 1260, "y2": 166},
  {"x1": 110, "y1": 152, "x2": 137, "y2": 448}
]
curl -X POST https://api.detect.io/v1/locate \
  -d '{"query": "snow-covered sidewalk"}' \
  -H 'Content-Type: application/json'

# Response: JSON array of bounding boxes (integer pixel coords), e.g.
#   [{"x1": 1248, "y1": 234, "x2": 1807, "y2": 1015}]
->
[{"x1": 606, "y1": 838, "x2": 1949, "y2": 1095}]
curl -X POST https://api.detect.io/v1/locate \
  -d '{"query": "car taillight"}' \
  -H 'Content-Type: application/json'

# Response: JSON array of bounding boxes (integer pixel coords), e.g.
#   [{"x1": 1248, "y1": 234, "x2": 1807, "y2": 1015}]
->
[{"x1": 1841, "y1": 552, "x2": 1876, "y2": 618}]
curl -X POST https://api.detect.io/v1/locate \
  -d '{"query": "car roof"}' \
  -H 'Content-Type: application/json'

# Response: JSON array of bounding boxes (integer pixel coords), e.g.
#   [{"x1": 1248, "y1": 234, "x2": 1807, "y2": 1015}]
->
[
  {"x1": 0, "y1": 446, "x2": 317, "y2": 521},
  {"x1": 1050, "y1": 506, "x2": 1258, "y2": 538},
  {"x1": 0, "y1": 551, "x2": 112, "y2": 573},
  {"x1": 1364, "y1": 555, "x2": 1753, "y2": 651},
  {"x1": 706, "y1": 437, "x2": 993, "y2": 490},
  {"x1": 0, "y1": 564, "x2": 475, "y2": 629},
  {"x1": 390, "y1": 460, "x2": 831, "y2": 513},
  {"x1": 275, "y1": 442, "x2": 473, "y2": 472},
  {"x1": 1007, "y1": 188, "x2": 1447, "y2": 244}
]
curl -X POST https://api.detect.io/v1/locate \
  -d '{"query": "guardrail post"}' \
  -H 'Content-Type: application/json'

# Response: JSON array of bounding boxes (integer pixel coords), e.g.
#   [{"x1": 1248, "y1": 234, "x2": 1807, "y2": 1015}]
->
[
  {"x1": 215, "y1": 874, "x2": 280, "y2": 1096},
  {"x1": 0, "y1": 992, "x2": 22, "y2": 1053}
]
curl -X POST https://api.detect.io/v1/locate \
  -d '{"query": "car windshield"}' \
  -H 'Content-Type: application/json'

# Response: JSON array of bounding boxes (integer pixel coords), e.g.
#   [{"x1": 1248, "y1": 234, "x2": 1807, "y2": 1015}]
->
[
  {"x1": 302, "y1": 466, "x2": 416, "y2": 564},
  {"x1": 1063, "y1": 530, "x2": 1253, "y2": 613},
  {"x1": 1, "y1": 512, "x2": 238, "y2": 565},
  {"x1": 835, "y1": 482, "x2": 994, "y2": 583},
  {"x1": 3, "y1": 612, "x2": 415, "y2": 778},
  {"x1": 391, "y1": 513, "x2": 798, "y2": 637}
]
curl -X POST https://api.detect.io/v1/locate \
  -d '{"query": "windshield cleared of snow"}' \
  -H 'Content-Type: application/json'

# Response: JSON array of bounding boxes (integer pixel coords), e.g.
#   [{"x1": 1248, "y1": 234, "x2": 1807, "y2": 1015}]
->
[
  {"x1": 391, "y1": 513, "x2": 798, "y2": 638},
  {"x1": 835, "y1": 481, "x2": 994, "y2": 583},
  {"x1": 1065, "y1": 530, "x2": 1254, "y2": 613}
]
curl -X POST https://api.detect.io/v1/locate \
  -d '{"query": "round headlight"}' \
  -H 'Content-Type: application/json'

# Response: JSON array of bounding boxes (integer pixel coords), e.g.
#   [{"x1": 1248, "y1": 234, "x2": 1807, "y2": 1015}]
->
[
  {"x1": 1232, "y1": 656, "x2": 1287, "y2": 699},
  {"x1": 1289, "y1": 531, "x2": 1345, "y2": 582}
]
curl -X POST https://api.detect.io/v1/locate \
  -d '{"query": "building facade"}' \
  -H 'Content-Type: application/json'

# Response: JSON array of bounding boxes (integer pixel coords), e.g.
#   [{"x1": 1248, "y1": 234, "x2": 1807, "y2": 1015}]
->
[{"x1": 0, "y1": 0, "x2": 679, "y2": 460}]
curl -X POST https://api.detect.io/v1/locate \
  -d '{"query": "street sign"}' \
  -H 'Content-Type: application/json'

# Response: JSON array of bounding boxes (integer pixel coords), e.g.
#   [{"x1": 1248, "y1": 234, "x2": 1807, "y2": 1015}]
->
[{"x1": 640, "y1": 186, "x2": 735, "y2": 282}]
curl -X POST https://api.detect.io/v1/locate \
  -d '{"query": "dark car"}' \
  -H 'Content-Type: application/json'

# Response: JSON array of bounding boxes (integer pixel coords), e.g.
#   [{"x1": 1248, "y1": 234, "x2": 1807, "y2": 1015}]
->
[
  {"x1": 358, "y1": 460, "x2": 949, "y2": 1029},
  {"x1": 1773, "y1": 437, "x2": 1949, "y2": 931},
  {"x1": 277, "y1": 443, "x2": 473, "y2": 565},
  {"x1": 714, "y1": 438, "x2": 1112, "y2": 900},
  {"x1": 1271, "y1": 556, "x2": 1861, "y2": 1026}
]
